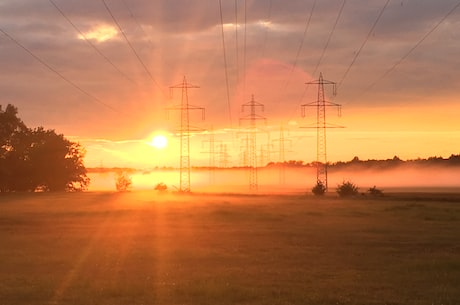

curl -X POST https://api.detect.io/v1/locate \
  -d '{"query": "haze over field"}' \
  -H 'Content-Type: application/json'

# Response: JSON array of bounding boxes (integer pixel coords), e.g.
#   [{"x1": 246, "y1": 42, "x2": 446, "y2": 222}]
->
[
  {"x1": 1, "y1": 0, "x2": 460, "y2": 169},
  {"x1": 88, "y1": 165, "x2": 460, "y2": 192}
]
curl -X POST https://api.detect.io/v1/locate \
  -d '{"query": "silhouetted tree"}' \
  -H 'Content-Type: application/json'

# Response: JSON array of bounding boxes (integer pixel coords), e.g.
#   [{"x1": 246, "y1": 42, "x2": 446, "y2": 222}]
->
[
  {"x1": 0, "y1": 105, "x2": 89, "y2": 192},
  {"x1": 1, "y1": 104, "x2": 29, "y2": 191}
]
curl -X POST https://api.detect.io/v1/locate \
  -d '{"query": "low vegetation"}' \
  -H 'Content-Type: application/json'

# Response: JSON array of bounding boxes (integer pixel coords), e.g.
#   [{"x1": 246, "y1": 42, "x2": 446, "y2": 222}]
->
[
  {"x1": 336, "y1": 180, "x2": 359, "y2": 197},
  {"x1": 368, "y1": 185, "x2": 384, "y2": 197},
  {"x1": 115, "y1": 171, "x2": 132, "y2": 191},
  {"x1": 154, "y1": 182, "x2": 168, "y2": 191},
  {"x1": 311, "y1": 181, "x2": 326, "y2": 196}
]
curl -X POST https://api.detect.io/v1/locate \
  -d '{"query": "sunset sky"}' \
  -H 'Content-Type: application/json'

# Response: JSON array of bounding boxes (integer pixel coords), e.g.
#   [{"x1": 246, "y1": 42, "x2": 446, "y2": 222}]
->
[{"x1": 1, "y1": 0, "x2": 460, "y2": 168}]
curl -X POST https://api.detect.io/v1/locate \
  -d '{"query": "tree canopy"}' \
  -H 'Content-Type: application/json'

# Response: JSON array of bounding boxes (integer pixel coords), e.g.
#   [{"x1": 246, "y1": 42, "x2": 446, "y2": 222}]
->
[{"x1": 0, "y1": 104, "x2": 89, "y2": 192}]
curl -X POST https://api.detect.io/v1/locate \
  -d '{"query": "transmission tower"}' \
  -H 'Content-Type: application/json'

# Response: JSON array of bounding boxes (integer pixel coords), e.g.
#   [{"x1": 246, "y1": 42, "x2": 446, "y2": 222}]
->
[
  {"x1": 239, "y1": 134, "x2": 249, "y2": 167},
  {"x1": 167, "y1": 76, "x2": 205, "y2": 193},
  {"x1": 218, "y1": 143, "x2": 231, "y2": 168},
  {"x1": 273, "y1": 125, "x2": 292, "y2": 185},
  {"x1": 240, "y1": 95, "x2": 266, "y2": 191},
  {"x1": 258, "y1": 129, "x2": 274, "y2": 167},
  {"x1": 201, "y1": 128, "x2": 221, "y2": 184},
  {"x1": 259, "y1": 144, "x2": 270, "y2": 168},
  {"x1": 301, "y1": 72, "x2": 342, "y2": 190}
]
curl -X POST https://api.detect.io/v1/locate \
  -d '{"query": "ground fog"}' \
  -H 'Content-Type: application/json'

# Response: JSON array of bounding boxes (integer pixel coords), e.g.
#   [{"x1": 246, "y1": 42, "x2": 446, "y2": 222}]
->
[{"x1": 88, "y1": 165, "x2": 460, "y2": 193}]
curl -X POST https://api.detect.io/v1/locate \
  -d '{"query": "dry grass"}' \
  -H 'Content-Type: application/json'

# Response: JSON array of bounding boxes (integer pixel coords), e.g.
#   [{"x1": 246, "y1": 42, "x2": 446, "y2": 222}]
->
[{"x1": 0, "y1": 191, "x2": 459, "y2": 305}]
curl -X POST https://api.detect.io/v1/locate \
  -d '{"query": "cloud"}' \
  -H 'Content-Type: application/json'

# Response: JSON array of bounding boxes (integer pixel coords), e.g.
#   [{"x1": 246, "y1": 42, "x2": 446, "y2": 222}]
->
[
  {"x1": 78, "y1": 24, "x2": 119, "y2": 42},
  {"x1": 0, "y1": 0, "x2": 459, "y2": 156}
]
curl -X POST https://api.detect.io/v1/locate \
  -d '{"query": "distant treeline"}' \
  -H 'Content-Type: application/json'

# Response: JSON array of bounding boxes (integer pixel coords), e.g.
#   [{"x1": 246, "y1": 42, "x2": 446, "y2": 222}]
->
[
  {"x1": 264, "y1": 155, "x2": 460, "y2": 170},
  {"x1": 327, "y1": 154, "x2": 460, "y2": 171},
  {"x1": 88, "y1": 154, "x2": 460, "y2": 173}
]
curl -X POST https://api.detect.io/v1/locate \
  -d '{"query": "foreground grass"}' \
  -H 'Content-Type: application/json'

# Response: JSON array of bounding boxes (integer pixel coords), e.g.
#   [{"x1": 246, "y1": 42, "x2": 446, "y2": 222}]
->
[{"x1": 0, "y1": 191, "x2": 459, "y2": 305}]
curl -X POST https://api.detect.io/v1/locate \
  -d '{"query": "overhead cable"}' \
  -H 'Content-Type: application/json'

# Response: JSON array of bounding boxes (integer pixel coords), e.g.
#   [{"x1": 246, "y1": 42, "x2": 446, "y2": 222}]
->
[
  {"x1": 360, "y1": 0, "x2": 460, "y2": 96},
  {"x1": 102, "y1": 0, "x2": 164, "y2": 96},
  {"x1": 48, "y1": 0, "x2": 134, "y2": 83},
  {"x1": 0, "y1": 27, "x2": 118, "y2": 112},
  {"x1": 218, "y1": 0, "x2": 233, "y2": 127},
  {"x1": 338, "y1": 0, "x2": 390, "y2": 88},
  {"x1": 312, "y1": 0, "x2": 347, "y2": 76}
]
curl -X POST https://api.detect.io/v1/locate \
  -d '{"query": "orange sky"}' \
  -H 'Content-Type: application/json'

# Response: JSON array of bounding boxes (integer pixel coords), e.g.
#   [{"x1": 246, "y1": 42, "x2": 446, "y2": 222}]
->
[{"x1": 1, "y1": 0, "x2": 460, "y2": 169}]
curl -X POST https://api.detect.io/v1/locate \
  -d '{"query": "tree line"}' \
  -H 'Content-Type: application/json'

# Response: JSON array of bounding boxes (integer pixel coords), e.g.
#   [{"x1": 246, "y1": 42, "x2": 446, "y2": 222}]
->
[
  {"x1": 0, "y1": 104, "x2": 89, "y2": 192},
  {"x1": 264, "y1": 155, "x2": 460, "y2": 170}
]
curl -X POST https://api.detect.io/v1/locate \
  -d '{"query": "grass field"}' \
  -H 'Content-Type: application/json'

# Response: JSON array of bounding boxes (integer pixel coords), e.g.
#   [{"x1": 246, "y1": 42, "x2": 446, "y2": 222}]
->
[{"x1": 0, "y1": 191, "x2": 459, "y2": 305}]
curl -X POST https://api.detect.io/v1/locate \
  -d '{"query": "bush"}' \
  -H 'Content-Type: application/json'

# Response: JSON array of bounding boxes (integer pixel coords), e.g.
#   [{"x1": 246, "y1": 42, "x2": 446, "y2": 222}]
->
[
  {"x1": 115, "y1": 172, "x2": 132, "y2": 192},
  {"x1": 368, "y1": 186, "x2": 384, "y2": 197},
  {"x1": 336, "y1": 180, "x2": 359, "y2": 198},
  {"x1": 311, "y1": 181, "x2": 326, "y2": 196},
  {"x1": 154, "y1": 182, "x2": 168, "y2": 192}
]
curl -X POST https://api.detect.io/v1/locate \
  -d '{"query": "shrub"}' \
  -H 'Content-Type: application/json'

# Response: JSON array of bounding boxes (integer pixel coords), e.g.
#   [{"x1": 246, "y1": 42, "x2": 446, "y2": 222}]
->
[
  {"x1": 115, "y1": 172, "x2": 132, "y2": 192},
  {"x1": 336, "y1": 180, "x2": 359, "y2": 198},
  {"x1": 311, "y1": 181, "x2": 326, "y2": 196},
  {"x1": 154, "y1": 182, "x2": 168, "y2": 192},
  {"x1": 368, "y1": 186, "x2": 384, "y2": 197}
]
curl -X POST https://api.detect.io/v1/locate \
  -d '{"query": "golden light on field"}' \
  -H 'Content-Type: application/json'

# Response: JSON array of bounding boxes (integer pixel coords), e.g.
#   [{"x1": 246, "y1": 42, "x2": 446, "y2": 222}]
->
[{"x1": 150, "y1": 134, "x2": 168, "y2": 149}]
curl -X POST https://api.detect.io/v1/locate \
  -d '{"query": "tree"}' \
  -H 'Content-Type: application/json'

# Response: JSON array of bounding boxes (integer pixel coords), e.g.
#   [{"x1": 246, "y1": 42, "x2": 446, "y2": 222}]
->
[
  {"x1": 26, "y1": 127, "x2": 90, "y2": 191},
  {"x1": 0, "y1": 104, "x2": 27, "y2": 145},
  {"x1": 0, "y1": 104, "x2": 90, "y2": 192},
  {"x1": 0, "y1": 104, "x2": 29, "y2": 191}
]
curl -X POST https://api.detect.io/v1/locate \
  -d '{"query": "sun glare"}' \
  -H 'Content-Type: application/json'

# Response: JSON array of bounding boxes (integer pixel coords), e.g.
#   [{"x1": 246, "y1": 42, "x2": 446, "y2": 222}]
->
[{"x1": 151, "y1": 135, "x2": 168, "y2": 149}]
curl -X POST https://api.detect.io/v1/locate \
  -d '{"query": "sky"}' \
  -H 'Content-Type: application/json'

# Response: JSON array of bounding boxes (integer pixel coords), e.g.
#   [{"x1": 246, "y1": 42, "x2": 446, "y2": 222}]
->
[{"x1": 1, "y1": 0, "x2": 460, "y2": 169}]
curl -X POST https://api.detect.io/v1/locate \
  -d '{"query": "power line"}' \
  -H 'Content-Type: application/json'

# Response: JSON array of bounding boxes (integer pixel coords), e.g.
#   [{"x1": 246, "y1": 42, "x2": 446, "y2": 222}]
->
[
  {"x1": 243, "y1": 0, "x2": 247, "y2": 95},
  {"x1": 48, "y1": 0, "x2": 134, "y2": 84},
  {"x1": 279, "y1": 0, "x2": 316, "y2": 120},
  {"x1": 285, "y1": 0, "x2": 316, "y2": 89},
  {"x1": 359, "y1": 0, "x2": 460, "y2": 96},
  {"x1": 259, "y1": 0, "x2": 273, "y2": 57},
  {"x1": 234, "y1": 0, "x2": 239, "y2": 83},
  {"x1": 218, "y1": 0, "x2": 233, "y2": 127},
  {"x1": 101, "y1": 0, "x2": 163, "y2": 94},
  {"x1": 121, "y1": 0, "x2": 154, "y2": 48},
  {"x1": 0, "y1": 27, "x2": 118, "y2": 112},
  {"x1": 338, "y1": 0, "x2": 390, "y2": 88},
  {"x1": 312, "y1": 0, "x2": 346, "y2": 76}
]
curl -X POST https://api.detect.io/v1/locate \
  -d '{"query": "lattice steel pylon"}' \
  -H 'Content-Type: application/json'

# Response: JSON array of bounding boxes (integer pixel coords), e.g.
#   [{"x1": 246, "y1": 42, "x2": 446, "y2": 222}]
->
[
  {"x1": 301, "y1": 73, "x2": 342, "y2": 190},
  {"x1": 240, "y1": 95, "x2": 266, "y2": 191},
  {"x1": 273, "y1": 125, "x2": 292, "y2": 185},
  {"x1": 201, "y1": 127, "x2": 220, "y2": 185},
  {"x1": 167, "y1": 76, "x2": 205, "y2": 193},
  {"x1": 239, "y1": 134, "x2": 249, "y2": 167}
]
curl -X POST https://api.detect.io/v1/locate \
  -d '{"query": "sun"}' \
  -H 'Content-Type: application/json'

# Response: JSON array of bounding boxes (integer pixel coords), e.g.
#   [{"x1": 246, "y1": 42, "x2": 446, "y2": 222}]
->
[{"x1": 151, "y1": 134, "x2": 168, "y2": 149}]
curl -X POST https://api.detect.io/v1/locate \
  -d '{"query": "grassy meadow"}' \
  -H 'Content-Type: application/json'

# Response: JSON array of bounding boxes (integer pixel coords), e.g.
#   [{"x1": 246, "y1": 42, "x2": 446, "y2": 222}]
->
[{"x1": 0, "y1": 191, "x2": 459, "y2": 305}]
